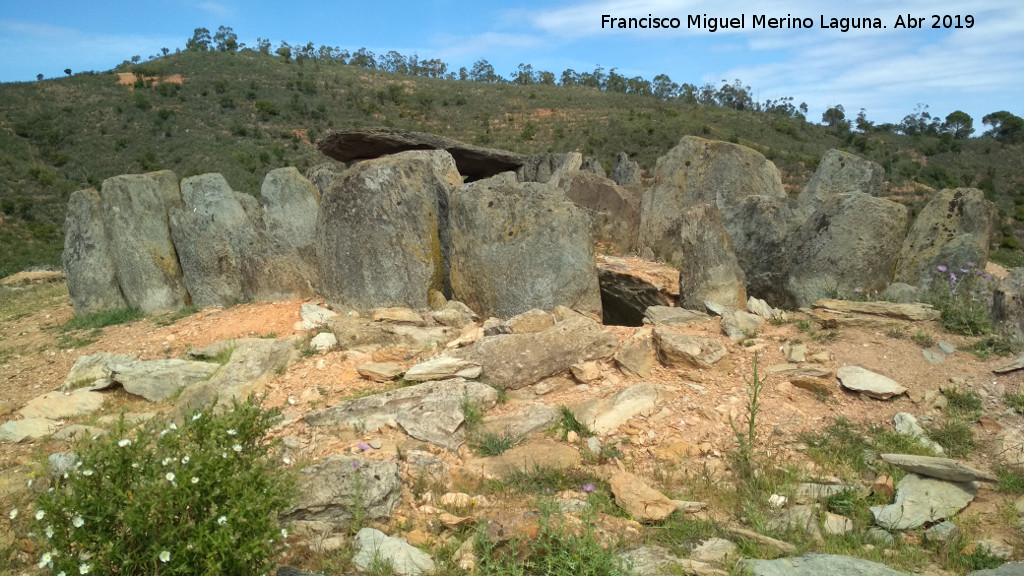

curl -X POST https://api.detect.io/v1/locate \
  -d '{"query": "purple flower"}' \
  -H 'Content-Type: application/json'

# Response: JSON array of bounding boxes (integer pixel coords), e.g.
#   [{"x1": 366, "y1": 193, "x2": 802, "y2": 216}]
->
[
  {"x1": 950, "y1": 273, "x2": 957, "y2": 283},
  {"x1": 582, "y1": 483, "x2": 596, "y2": 493},
  {"x1": 357, "y1": 442, "x2": 372, "y2": 451},
  {"x1": 967, "y1": 261, "x2": 976, "y2": 267},
  {"x1": 937, "y1": 265, "x2": 948, "y2": 273},
  {"x1": 351, "y1": 460, "x2": 361, "y2": 470},
  {"x1": 960, "y1": 269, "x2": 969, "y2": 274}
]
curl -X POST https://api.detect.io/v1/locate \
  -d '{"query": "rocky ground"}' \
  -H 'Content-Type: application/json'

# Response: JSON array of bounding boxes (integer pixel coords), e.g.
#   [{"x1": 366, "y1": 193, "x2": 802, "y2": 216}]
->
[{"x1": 3, "y1": 262, "x2": 1024, "y2": 576}]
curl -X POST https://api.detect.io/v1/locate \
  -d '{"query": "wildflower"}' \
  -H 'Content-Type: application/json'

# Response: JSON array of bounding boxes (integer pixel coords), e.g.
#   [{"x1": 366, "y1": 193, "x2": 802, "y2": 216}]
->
[
  {"x1": 226, "y1": 429, "x2": 237, "y2": 436},
  {"x1": 131, "y1": 462, "x2": 139, "y2": 469},
  {"x1": 351, "y1": 460, "x2": 361, "y2": 470},
  {"x1": 159, "y1": 551, "x2": 171, "y2": 563},
  {"x1": 582, "y1": 483, "x2": 596, "y2": 493},
  {"x1": 166, "y1": 472, "x2": 176, "y2": 483},
  {"x1": 985, "y1": 274, "x2": 992, "y2": 280},
  {"x1": 191, "y1": 476, "x2": 199, "y2": 484},
  {"x1": 233, "y1": 443, "x2": 243, "y2": 453},
  {"x1": 169, "y1": 422, "x2": 178, "y2": 430},
  {"x1": 8, "y1": 508, "x2": 16, "y2": 520},
  {"x1": 82, "y1": 469, "x2": 94, "y2": 477},
  {"x1": 358, "y1": 442, "x2": 372, "y2": 451},
  {"x1": 80, "y1": 563, "x2": 91, "y2": 574},
  {"x1": 39, "y1": 552, "x2": 53, "y2": 568},
  {"x1": 967, "y1": 261, "x2": 976, "y2": 267},
  {"x1": 218, "y1": 515, "x2": 227, "y2": 525},
  {"x1": 192, "y1": 412, "x2": 202, "y2": 421},
  {"x1": 937, "y1": 265, "x2": 948, "y2": 272},
  {"x1": 162, "y1": 457, "x2": 173, "y2": 466},
  {"x1": 950, "y1": 272, "x2": 958, "y2": 283},
  {"x1": 181, "y1": 455, "x2": 190, "y2": 464},
  {"x1": 58, "y1": 572, "x2": 66, "y2": 576},
  {"x1": 45, "y1": 525, "x2": 54, "y2": 538},
  {"x1": 118, "y1": 439, "x2": 131, "y2": 447},
  {"x1": 35, "y1": 510, "x2": 45, "y2": 521},
  {"x1": 282, "y1": 456, "x2": 292, "y2": 465},
  {"x1": 281, "y1": 528, "x2": 288, "y2": 539},
  {"x1": 222, "y1": 452, "x2": 228, "y2": 459},
  {"x1": 160, "y1": 429, "x2": 170, "y2": 436},
  {"x1": 72, "y1": 516, "x2": 84, "y2": 528}
]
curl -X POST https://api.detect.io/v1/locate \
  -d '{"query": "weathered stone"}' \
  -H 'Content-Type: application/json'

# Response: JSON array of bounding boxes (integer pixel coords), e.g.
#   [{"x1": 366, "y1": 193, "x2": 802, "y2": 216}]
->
[
  {"x1": 823, "y1": 513, "x2": 853, "y2": 536},
  {"x1": 938, "y1": 341, "x2": 956, "y2": 355},
  {"x1": 357, "y1": 363, "x2": 405, "y2": 381},
  {"x1": 480, "y1": 405, "x2": 559, "y2": 439},
  {"x1": 449, "y1": 176, "x2": 602, "y2": 319},
  {"x1": 746, "y1": 296, "x2": 781, "y2": 320},
  {"x1": 812, "y1": 299, "x2": 940, "y2": 321},
  {"x1": 612, "y1": 152, "x2": 642, "y2": 187},
  {"x1": 572, "y1": 384, "x2": 662, "y2": 434},
  {"x1": 879, "y1": 453, "x2": 996, "y2": 482},
  {"x1": 798, "y1": 149, "x2": 885, "y2": 208},
  {"x1": 787, "y1": 193, "x2": 908, "y2": 307},
  {"x1": 896, "y1": 188, "x2": 996, "y2": 286},
  {"x1": 327, "y1": 316, "x2": 399, "y2": 351},
  {"x1": 836, "y1": 366, "x2": 907, "y2": 399},
  {"x1": 691, "y1": 538, "x2": 738, "y2": 565},
  {"x1": 643, "y1": 306, "x2": 709, "y2": 326},
  {"x1": 721, "y1": 309, "x2": 763, "y2": 341},
  {"x1": 0, "y1": 418, "x2": 59, "y2": 442},
  {"x1": 615, "y1": 329, "x2": 656, "y2": 378},
  {"x1": 765, "y1": 504, "x2": 822, "y2": 541},
  {"x1": 924, "y1": 521, "x2": 959, "y2": 544},
  {"x1": 467, "y1": 440, "x2": 581, "y2": 478},
  {"x1": 561, "y1": 171, "x2": 641, "y2": 254},
  {"x1": 598, "y1": 268, "x2": 669, "y2": 327},
  {"x1": 100, "y1": 170, "x2": 187, "y2": 314},
  {"x1": 518, "y1": 151, "x2": 581, "y2": 184},
  {"x1": 893, "y1": 413, "x2": 944, "y2": 455},
  {"x1": 923, "y1": 349, "x2": 945, "y2": 364},
  {"x1": 305, "y1": 379, "x2": 498, "y2": 450},
  {"x1": 286, "y1": 456, "x2": 402, "y2": 525},
  {"x1": 870, "y1": 473, "x2": 978, "y2": 530},
  {"x1": 968, "y1": 561, "x2": 1024, "y2": 575},
  {"x1": 403, "y1": 356, "x2": 481, "y2": 381},
  {"x1": 21, "y1": 389, "x2": 105, "y2": 419},
  {"x1": 653, "y1": 328, "x2": 727, "y2": 368},
  {"x1": 742, "y1": 554, "x2": 910, "y2": 576},
  {"x1": 677, "y1": 204, "x2": 747, "y2": 310},
  {"x1": 621, "y1": 546, "x2": 727, "y2": 576},
  {"x1": 638, "y1": 136, "x2": 786, "y2": 268},
  {"x1": 316, "y1": 151, "x2": 458, "y2": 311},
  {"x1": 610, "y1": 470, "x2": 677, "y2": 522},
  {"x1": 452, "y1": 315, "x2": 617, "y2": 390},
  {"x1": 729, "y1": 195, "x2": 801, "y2": 308},
  {"x1": 62, "y1": 189, "x2": 128, "y2": 315},
  {"x1": 993, "y1": 268, "x2": 1024, "y2": 339},
  {"x1": 175, "y1": 338, "x2": 295, "y2": 412},
  {"x1": 110, "y1": 359, "x2": 220, "y2": 402},
  {"x1": 62, "y1": 353, "x2": 136, "y2": 389},
  {"x1": 168, "y1": 173, "x2": 257, "y2": 307},
  {"x1": 318, "y1": 126, "x2": 524, "y2": 181},
  {"x1": 505, "y1": 308, "x2": 555, "y2": 334},
  {"x1": 304, "y1": 160, "x2": 346, "y2": 197},
  {"x1": 880, "y1": 282, "x2": 922, "y2": 304},
  {"x1": 309, "y1": 332, "x2": 338, "y2": 351},
  {"x1": 373, "y1": 307, "x2": 426, "y2": 325}
]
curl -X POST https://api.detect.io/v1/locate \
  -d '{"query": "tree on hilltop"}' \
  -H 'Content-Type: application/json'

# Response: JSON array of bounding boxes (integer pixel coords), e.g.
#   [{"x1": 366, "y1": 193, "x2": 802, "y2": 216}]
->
[
  {"x1": 186, "y1": 27, "x2": 212, "y2": 51},
  {"x1": 214, "y1": 26, "x2": 239, "y2": 52},
  {"x1": 983, "y1": 111, "x2": 1024, "y2": 143},
  {"x1": 942, "y1": 111, "x2": 974, "y2": 140}
]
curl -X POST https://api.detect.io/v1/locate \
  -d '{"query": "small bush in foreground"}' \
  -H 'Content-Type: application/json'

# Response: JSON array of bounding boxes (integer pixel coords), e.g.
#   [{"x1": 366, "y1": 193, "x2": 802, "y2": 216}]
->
[{"x1": 29, "y1": 397, "x2": 295, "y2": 575}]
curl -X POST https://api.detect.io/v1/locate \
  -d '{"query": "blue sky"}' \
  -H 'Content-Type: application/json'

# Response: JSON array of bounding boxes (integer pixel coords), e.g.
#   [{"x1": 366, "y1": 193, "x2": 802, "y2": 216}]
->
[{"x1": 1, "y1": 0, "x2": 1021, "y2": 127}]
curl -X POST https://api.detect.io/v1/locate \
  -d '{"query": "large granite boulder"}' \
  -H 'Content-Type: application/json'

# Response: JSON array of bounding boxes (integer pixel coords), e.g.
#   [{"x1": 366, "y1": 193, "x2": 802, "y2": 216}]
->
[
  {"x1": 250, "y1": 167, "x2": 321, "y2": 300},
  {"x1": 612, "y1": 152, "x2": 642, "y2": 187},
  {"x1": 676, "y1": 204, "x2": 747, "y2": 310},
  {"x1": 798, "y1": 149, "x2": 885, "y2": 207},
  {"x1": 638, "y1": 136, "x2": 786, "y2": 265},
  {"x1": 993, "y1": 268, "x2": 1024, "y2": 337},
  {"x1": 169, "y1": 174, "x2": 259, "y2": 307},
  {"x1": 100, "y1": 170, "x2": 187, "y2": 314},
  {"x1": 560, "y1": 171, "x2": 641, "y2": 255},
  {"x1": 448, "y1": 175, "x2": 602, "y2": 319},
  {"x1": 304, "y1": 160, "x2": 346, "y2": 197},
  {"x1": 316, "y1": 150, "x2": 460, "y2": 311},
  {"x1": 728, "y1": 195, "x2": 800, "y2": 307},
  {"x1": 317, "y1": 126, "x2": 524, "y2": 181},
  {"x1": 518, "y1": 152, "x2": 581, "y2": 184},
  {"x1": 63, "y1": 188, "x2": 128, "y2": 314},
  {"x1": 895, "y1": 188, "x2": 996, "y2": 286},
  {"x1": 787, "y1": 193, "x2": 908, "y2": 307}
]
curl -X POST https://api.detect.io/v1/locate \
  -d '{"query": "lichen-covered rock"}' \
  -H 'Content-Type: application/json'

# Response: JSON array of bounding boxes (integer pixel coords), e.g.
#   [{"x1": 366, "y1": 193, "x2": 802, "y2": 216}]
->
[
  {"x1": 448, "y1": 175, "x2": 602, "y2": 319},
  {"x1": 895, "y1": 188, "x2": 996, "y2": 286},
  {"x1": 252, "y1": 167, "x2": 321, "y2": 300},
  {"x1": 561, "y1": 171, "x2": 641, "y2": 255},
  {"x1": 798, "y1": 149, "x2": 885, "y2": 208},
  {"x1": 316, "y1": 150, "x2": 459, "y2": 311},
  {"x1": 993, "y1": 268, "x2": 1024, "y2": 337},
  {"x1": 62, "y1": 189, "x2": 127, "y2": 315},
  {"x1": 676, "y1": 204, "x2": 747, "y2": 310}
]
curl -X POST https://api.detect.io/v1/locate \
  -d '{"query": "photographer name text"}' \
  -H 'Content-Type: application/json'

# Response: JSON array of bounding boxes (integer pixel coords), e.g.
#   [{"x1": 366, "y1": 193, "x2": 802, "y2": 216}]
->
[{"x1": 600, "y1": 13, "x2": 975, "y2": 32}]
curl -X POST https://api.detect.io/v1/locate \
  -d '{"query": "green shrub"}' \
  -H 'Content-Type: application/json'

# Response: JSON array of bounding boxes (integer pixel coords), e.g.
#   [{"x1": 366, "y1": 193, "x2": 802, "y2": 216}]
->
[
  {"x1": 63, "y1": 307, "x2": 144, "y2": 331},
  {"x1": 29, "y1": 398, "x2": 295, "y2": 575},
  {"x1": 923, "y1": 263, "x2": 993, "y2": 336}
]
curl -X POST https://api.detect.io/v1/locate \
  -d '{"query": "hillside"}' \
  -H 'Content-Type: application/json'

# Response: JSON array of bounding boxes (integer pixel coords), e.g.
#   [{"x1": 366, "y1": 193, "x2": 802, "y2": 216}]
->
[{"x1": 1, "y1": 49, "x2": 1023, "y2": 277}]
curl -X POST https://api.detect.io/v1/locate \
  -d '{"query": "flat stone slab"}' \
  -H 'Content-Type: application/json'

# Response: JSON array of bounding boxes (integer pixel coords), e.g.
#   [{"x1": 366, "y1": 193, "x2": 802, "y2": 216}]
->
[
  {"x1": 571, "y1": 383, "x2": 662, "y2": 434},
  {"x1": 480, "y1": 405, "x2": 558, "y2": 439},
  {"x1": 20, "y1": 389, "x2": 105, "y2": 419},
  {"x1": 466, "y1": 440, "x2": 581, "y2": 478},
  {"x1": 0, "y1": 418, "x2": 59, "y2": 442},
  {"x1": 353, "y1": 528, "x2": 435, "y2": 576},
  {"x1": 870, "y1": 473, "x2": 978, "y2": 530},
  {"x1": 643, "y1": 306, "x2": 710, "y2": 326},
  {"x1": 610, "y1": 470, "x2": 677, "y2": 522},
  {"x1": 356, "y1": 362, "x2": 405, "y2": 381},
  {"x1": 108, "y1": 359, "x2": 220, "y2": 401},
  {"x1": 742, "y1": 553, "x2": 911, "y2": 576},
  {"x1": 812, "y1": 299, "x2": 940, "y2": 321},
  {"x1": 621, "y1": 546, "x2": 727, "y2": 576},
  {"x1": 880, "y1": 453, "x2": 996, "y2": 482},
  {"x1": 837, "y1": 366, "x2": 906, "y2": 399},
  {"x1": 61, "y1": 352, "x2": 136, "y2": 389},
  {"x1": 403, "y1": 356, "x2": 481, "y2": 382},
  {"x1": 318, "y1": 127, "x2": 525, "y2": 181}
]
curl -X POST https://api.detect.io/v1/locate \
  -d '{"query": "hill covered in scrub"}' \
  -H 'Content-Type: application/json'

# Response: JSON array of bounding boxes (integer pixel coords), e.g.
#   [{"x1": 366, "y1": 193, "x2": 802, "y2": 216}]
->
[{"x1": 1, "y1": 44, "x2": 1023, "y2": 277}]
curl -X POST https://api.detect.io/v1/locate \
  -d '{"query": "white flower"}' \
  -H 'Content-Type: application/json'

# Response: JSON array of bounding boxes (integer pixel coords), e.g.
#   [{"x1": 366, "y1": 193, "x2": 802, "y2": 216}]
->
[
  {"x1": 191, "y1": 476, "x2": 199, "y2": 484},
  {"x1": 232, "y1": 444, "x2": 243, "y2": 453},
  {"x1": 768, "y1": 493, "x2": 788, "y2": 508},
  {"x1": 217, "y1": 515, "x2": 227, "y2": 525},
  {"x1": 159, "y1": 550, "x2": 171, "y2": 563},
  {"x1": 72, "y1": 516, "x2": 84, "y2": 528},
  {"x1": 160, "y1": 429, "x2": 170, "y2": 436},
  {"x1": 169, "y1": 422, "x2": 178, "y2": 430},
  {"x1": 45, "y1": 525, "x2": 54, "y2": 538},
  {"x1": 38, "y1": 552, "x2": 53, "y2": 568},
  {"x1": 192, "y1": 412, "x2": 202, "y2": 421},
  {"x1": 281, "y1": 528, "x2": 288, "y2": 539},
  {"x1": 221, "y1": 452, "x2": 227, "y2": 459},
  {"x1": 8, "y1": 508, "x2": 16, "y2": 520},
  {"x1": 165, "y1": 472, "x2": 176, "y2": 483},
  {"x1": 57, "y1": 572, "x2": 66, "y2": 576},
  {"x1": 35, "y1": 510, "x2": 45, "y2": 520},
  {"x1": 82, "y1": 469, "x2": 94, "y2": 477},
  {"x1": 282, "y1": 456, "x2": 292, "y2": 465},
  {"x1": 181, "y1": 455, "x2": 190, "y2": 464},
  {"x1": 79, "y1": 563, "x2": 91, "y2": 574},
  {"x1": 162, "y1": 457, "x2": 173, "y2": 466},
  {"x1": 118, "y1": 439, "x2": 131, "y2": 447},
  {"x1": 226, "y1": 429, "x2": 237, "y2": 436},
  {"x1": 131, "y1": 462, "x2": 139, "y2": 469}
]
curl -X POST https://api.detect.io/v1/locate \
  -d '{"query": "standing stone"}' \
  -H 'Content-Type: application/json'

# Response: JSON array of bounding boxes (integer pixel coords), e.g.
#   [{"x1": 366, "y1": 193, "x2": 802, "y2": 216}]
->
[
  {"x1": 798, "y1": 149, "x2": 885, "y2": 208},
  {"x1": 100, "y1": 170, "x2": 187, "y2": 314},
  {"x1": 787, "y1": 193, "x2": 908, "y2": 307},
  {"x1": 612, "y1": 152, "x2": 642, "y2": 187},
  {"x1": 677, "y1": 204, "x2": 747, "y2": 310},
  {"x1": 304, "y1": 161, "x2": 346, "y2": 197},
  {"x1": 316, "y1": 150, "x2": 459, "y2": 311},
  {"x1": 169, "y1": 173, "x2": 258, "y2": 307},
  {"x1": 729, "y1": 195, "x2": 800, "y2": 308},
  {"x1": 253, "y1": 167, "x2": 321, "y2": 300},
  {"x1": 994, "y1": 268, "x2": 1024, "y2": 337},
  {"x1": 638, "y1": 136, "x2": 786, "y2": 267},
  {"x1": 561, "y1": 171, "x2": 641, "y2": 254},
  {"x1": 448, "y1": 175, "x2": 602, "y2": 319},
  {"x1": 517, "y1": 152, "x2": 581, "y2": 184},
  {"x1": 63, "y1": 189, "x2": 128, "y2": 315},
  {"x1": 896, "y1": 188, "x2": 996, "y2": 286}
]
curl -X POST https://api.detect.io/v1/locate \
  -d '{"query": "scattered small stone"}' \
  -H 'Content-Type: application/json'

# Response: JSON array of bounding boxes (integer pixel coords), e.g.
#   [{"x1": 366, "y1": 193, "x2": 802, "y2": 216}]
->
[
  {"x1": 587, "y1": 437, "x2": 602, "y2": 454},
  {"x1": 353, "y1": 528, "x2": 435, "y2": 576},
  {"x1": 369, "y1": 439, "x2": 383, "y2": 450},
  {"x1": 866, "y1": 528, "x2": 895, "y2": 546},
  {"x1": 836, "y1": 366, "x2": 907, "y2": 399},
  {"x1": 922, "y1": 349, "x2": 945, "y2": 365},
  {"x1": 690, "y1": 538, "x2": 738, "y2": 564},
  {"x1": 937, "y1": 342, "x2": 955, "y2": 355},
  {"x1": 786, "y1": 343, "x2": 807, "y2": 363},
  {"x1": 570, "y1": 361, "x2": 601, "y2": 383},
  {"x1": 566, "y1": 430, "x2": 579, "y2": 443},
  {"x1": 609, "y1": 471, "x2": 677, "y2": 522},
  {"x1": 924, "y1": 521, "x2": 958, "y2": 544},
  {"x1": 892, "y1": 413, "x2": 944, "y2": 455},
  {"x1": 356, "y1": 362, "x2": 405, "y2": 381},
  {"x1": 871, "y1": 474, "x2": 895, "y2": 499},
  {"x1": 880, "y1": 453, "x2": 996, "y2": 482},
  {"x1": 309, "y1": 332, "x2": 338, "y2": 351}
]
